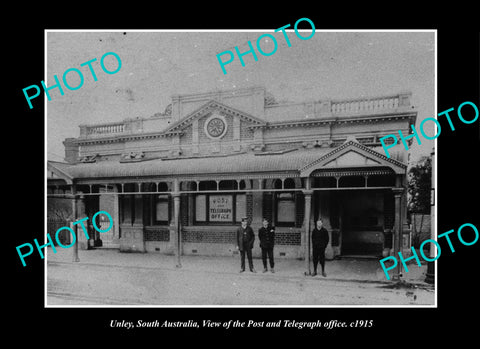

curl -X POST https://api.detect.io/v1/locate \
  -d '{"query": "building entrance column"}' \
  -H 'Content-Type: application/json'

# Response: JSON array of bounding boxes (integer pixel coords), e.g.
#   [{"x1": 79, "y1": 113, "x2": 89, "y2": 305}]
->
[
  {"x1": 71, "y1": 185, "x2": 80, "y2": 262},
  {"x1": 425, "y1": 147, "x2": 435, "y2": 284},
  {"x1": 172, "y1": 178, "x2": 182, "y2": 268},
  {"x1": 302, "y1": 187, "x2": 313, "y2": 275},
  {"x1": 392, "y1": 187, "x2": 404, "y2": 280},
  {"x1": 75, "y1": 192, "x2": 90, "y2": 251}
]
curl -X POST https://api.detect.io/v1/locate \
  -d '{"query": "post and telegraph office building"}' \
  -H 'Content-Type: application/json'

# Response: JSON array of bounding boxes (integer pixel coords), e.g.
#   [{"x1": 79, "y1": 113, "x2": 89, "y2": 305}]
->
[{"x1": 47, "y1": 86, "x2": 416, "y2": 271}]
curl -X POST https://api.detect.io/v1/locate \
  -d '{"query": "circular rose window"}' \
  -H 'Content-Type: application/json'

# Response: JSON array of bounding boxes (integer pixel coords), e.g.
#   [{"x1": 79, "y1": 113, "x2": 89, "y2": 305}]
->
[{"x1": 204, "y1": 114, "x2": 227, "y2": 139}]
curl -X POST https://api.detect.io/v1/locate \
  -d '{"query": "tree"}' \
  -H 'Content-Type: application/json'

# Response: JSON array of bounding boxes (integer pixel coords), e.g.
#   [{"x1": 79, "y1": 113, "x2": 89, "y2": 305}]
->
[
  {"x1": 407, "y1": 155, "x2": 432, "y2": 214},
  {"x1": 408, "y1": 156, "x2": 432, "y2": 248}
]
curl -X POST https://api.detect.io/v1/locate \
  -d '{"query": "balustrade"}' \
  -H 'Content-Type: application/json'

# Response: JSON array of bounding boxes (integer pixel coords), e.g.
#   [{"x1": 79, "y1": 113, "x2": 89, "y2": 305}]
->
[
  {"x1": 86, "y1": 123, "x2": 125, "y2": 136},
  {"x1": 78, "y1": 93, "x2": 411, "y2": 138},
  {"x1": 331, "y1": 96, "x2": 401, "y2": 114}
]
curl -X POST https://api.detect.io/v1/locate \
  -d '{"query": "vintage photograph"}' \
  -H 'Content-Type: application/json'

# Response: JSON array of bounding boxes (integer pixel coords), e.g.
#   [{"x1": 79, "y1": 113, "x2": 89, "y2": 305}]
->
[{"x1": 45, "y1": 30, "x2": 436, "y2": 306}]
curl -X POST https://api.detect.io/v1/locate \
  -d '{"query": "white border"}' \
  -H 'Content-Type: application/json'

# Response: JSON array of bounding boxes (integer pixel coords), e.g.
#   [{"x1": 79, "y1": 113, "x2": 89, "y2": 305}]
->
[{"x1": 44, "y1": 29, "x2": 438, "y2": 309}]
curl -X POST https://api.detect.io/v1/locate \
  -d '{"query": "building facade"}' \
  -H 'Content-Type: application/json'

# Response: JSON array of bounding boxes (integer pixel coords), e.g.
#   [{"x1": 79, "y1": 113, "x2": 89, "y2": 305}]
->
[{"x1": 47, "y1": 86, "x2": 416, "y2": 275}]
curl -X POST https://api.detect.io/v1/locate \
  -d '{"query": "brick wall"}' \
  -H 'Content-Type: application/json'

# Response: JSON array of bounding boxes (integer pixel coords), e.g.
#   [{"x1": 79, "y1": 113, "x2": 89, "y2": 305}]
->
[
  {"x1": 240, "y1": 120, "x2": 254, "y2": 139},
  {"x1": 180, "y1": 227, "x2": 301, "y2": 246},
  {"x1": 246, "y1": 193, "x2": 253, "y2": 222},
  {"x1": 180, "y1": 194, "x2": 189, "y2": 226},
  {"x1": 182, "y1": 230, "x2": 236, "y2": 244},
  {"x1": 275, "y1": 229, "x2": 302, "y2": 246},
  {"x1": 179, "y1": 125, "x2": 193, "y2": 146},
  {"x1": 144, "y1": 227, "x2": 170, "y2": 241}
]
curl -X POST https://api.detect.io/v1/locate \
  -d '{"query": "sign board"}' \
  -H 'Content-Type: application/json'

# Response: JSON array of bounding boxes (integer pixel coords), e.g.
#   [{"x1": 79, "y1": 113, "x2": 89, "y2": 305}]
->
[{"x1": 209, "y1": 195, "x2": 233, "y2": 222}]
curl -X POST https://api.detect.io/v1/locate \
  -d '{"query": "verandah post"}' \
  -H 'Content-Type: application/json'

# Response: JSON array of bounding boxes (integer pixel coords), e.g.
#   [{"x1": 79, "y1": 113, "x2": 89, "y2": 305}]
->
[
  {"x1": 303, "y1": 177, "x2": 313, "y2": 275},
  {"x1": 173, "y1": 178, "x2": 181, "y2": 268},
  {"x1": 392, "y1": 187, "x2": 404, "y2": 280},
  {"x1": 71, "y1": 184, "x2": 80, "y2": 262}
]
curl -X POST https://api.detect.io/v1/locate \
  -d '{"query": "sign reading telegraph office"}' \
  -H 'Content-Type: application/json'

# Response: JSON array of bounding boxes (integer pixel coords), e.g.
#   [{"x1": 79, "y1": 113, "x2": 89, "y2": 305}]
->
[{"x1": 209, "y1": 195, "x2": 233, "y2": 222}]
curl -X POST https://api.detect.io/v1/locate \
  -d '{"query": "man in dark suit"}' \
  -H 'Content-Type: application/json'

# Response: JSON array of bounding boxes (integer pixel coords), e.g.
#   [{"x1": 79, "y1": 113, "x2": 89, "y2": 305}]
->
[
  {"x1": 258, "y1": 218, "x2": 275, "y2": 273},
  {"x1": 311, "y1": 219, "x2": 329, "y2": 277},
  {"x1": 236, "y1": 217, "x2": 256, "y2": 273}
]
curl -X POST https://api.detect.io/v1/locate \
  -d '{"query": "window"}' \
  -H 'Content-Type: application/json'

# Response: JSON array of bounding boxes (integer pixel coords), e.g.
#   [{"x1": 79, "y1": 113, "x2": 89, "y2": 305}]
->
[
  {"x1": 195, "y1": 195, "x2": 207, "y2": 222},
  {"x1": 154, "y1": 195, "x2": 170, "y2": 224},
  {"x1": 276, "y1": 192, "x2": 296, "y2": 227},
  {"x1": 194, "y1": 193, "x2": 246, "y2": 224},
  {"x1": 121, "y1": 195, "x2": 134, "y2": 224}
]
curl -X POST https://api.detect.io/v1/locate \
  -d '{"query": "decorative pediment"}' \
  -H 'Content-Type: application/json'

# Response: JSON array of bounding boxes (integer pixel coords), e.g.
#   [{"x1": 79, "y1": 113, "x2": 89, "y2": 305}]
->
[
  {"x1": 300, "y1": 138, "x2": 406, "y2": 176},
  {"x1": 323, "y1": 150, "x2": 381, "y2": 167},
  {"x1": 163, "y1": 99, "x2": 266, "y2": 134}
]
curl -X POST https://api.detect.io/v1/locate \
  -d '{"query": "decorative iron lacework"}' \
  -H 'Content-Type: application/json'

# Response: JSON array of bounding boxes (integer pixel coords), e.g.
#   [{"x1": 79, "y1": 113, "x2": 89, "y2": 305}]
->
[{"x1": 311, "y1": 167, "x2": 395, "y2": 177}]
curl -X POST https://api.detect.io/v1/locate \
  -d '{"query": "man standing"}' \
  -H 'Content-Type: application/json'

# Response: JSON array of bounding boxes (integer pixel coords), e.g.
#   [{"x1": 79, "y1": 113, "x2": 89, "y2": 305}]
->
[
  {"x1": 311, "y1": 219, "x2": 329, "y2": 277},
  {"x1": 258, "y1": 218, "x2": 275, "y2": 273},
  {"x1": 236, "y1": 217, "x2": 256, "y2": 273}
]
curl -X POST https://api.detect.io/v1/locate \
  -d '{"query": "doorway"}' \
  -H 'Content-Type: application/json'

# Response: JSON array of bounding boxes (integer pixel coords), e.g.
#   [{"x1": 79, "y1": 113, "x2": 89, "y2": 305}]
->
[{"x1": 339, "y1": 190, "x2": 385, "y2": 257}]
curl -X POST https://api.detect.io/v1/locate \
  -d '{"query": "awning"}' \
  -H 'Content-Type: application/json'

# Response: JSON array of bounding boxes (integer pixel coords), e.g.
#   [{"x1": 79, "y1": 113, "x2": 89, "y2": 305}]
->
[{"x1": 47, "y1": 139, "x2": 407, "y2": 185}]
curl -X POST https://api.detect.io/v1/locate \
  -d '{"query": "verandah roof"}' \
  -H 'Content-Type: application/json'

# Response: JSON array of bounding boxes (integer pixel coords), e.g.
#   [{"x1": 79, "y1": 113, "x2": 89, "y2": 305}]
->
[
  {"x1": 47, "y1": 140, "x2": 407, "y2": 185},
  {"x1": 49, "y1": 149, "x2": 328, "y2": 181}
]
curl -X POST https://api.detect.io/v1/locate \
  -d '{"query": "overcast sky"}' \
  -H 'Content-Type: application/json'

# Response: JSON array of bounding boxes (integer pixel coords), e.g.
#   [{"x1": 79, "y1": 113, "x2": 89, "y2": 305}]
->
[{"x1": 46, "y1": 30, "x2": 435, "y2": 162}]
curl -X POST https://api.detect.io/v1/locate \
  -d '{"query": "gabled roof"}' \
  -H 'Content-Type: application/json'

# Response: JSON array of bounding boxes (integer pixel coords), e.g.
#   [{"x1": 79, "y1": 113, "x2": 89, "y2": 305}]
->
[
  {"x1": 163, "y1": 99, "x2": 266, "y2": 134},
  {"x1": 299, "y1": 137, "x2": 406, "y2": 176},
  {"x1": 47, "y1": 161, "x2": 74, "y2": 184}
]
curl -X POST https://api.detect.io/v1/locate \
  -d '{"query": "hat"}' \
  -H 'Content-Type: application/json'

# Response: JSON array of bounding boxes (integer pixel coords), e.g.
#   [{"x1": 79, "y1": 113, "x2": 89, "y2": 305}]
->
[{"x1": 241, "y1": 217, "x2": 248, "y2": 222}]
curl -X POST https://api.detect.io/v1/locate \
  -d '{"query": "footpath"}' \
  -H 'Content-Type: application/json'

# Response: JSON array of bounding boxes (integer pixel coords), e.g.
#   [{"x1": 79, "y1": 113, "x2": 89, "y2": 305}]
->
[{"x1": 46, "y1": 247, "x2": 433, "y2": 288}]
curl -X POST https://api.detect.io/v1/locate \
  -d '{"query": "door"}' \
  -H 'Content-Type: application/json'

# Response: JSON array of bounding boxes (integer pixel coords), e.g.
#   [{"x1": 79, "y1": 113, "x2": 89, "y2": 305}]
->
[{"x1": 340, "y1": 191, "x2": 384, "y2": 256}]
